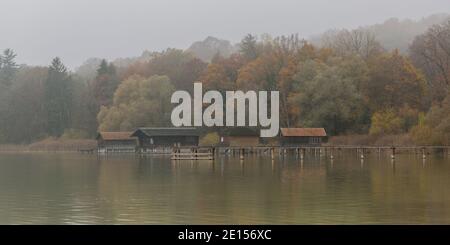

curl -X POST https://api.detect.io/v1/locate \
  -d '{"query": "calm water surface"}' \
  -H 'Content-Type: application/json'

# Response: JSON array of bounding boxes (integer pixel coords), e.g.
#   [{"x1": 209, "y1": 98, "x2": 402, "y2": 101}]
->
[{"x1": 0, "y1": 152, "x2": 449, "y2": 224}]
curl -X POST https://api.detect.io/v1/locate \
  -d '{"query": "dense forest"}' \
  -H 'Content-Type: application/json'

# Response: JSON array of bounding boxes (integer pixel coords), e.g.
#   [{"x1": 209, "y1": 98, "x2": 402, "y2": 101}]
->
[{"x1": 1, "y1": 15, "x2": 450, "y2": 145}]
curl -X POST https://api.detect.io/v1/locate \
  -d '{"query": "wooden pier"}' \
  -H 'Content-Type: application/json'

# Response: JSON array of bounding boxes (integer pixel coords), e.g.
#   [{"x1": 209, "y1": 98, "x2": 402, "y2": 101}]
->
[
  {"x1": 169, "y1": 145, "x2": 450, "y2": 161},
  {"x1": 171, "y1": 146, "x2": 215, "y2": 160}
]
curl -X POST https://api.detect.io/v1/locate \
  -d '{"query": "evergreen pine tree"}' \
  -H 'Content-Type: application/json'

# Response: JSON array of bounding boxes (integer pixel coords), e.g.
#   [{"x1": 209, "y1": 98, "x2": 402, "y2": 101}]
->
[
  {"x1": 44, "y1": 57, "x2": 73, "y2": 137},
  {"x1": 0, "y1": 49, "x2": 18, "y2": 87}
]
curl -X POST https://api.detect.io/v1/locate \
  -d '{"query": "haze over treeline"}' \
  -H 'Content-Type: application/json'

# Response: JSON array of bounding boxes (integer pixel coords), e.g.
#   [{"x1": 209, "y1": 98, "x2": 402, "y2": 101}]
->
[
  {"x1": 2, "y1": 0, "x2": 450, "y2": 68},
  {"x1": 1, "y1": 10, "x2": 450, "y2": 145}
]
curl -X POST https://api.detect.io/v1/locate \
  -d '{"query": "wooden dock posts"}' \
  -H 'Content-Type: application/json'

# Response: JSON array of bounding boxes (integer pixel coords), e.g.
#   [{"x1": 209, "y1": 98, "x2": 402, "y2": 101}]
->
[
  {"x1": 270, "y1": 147, "x2": 275, "y2": 160},
  {"x1": 171, "y1": 147, "x2": 215, "y2": 160},
  {"x1": 391, "y1": 147, "x2": 396, "y2": 159},
  {"x1": 422, "y1": 147, "x2": 426, "y2": 159},
  {"x1": 168, "y1": 145, "x2": 449, "y2": 161},
  {"x1": 240, "y1": 148, "x2": 245, "y2": 160},
  {"x1": 298, "y1": 148, "x2": 305, "y2": 160},
  {"x1": 359, "y1": 148, "x2": 365, "y2": 159}
]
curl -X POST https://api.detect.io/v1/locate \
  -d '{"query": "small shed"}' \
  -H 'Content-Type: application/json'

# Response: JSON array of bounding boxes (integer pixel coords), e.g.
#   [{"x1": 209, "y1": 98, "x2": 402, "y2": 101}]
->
[
  {"x1": 96, "y1": 132, "x2": 137, "y2": 153},
  {"x1": 131, "y1": 127, "x2": 200, "y2": 151},
  {"x1": 219, "y1": 128, "x2": 260, "y2": 146},
  {"x1": 280, "y1": 128, "x2": 327, "y2": 146}
]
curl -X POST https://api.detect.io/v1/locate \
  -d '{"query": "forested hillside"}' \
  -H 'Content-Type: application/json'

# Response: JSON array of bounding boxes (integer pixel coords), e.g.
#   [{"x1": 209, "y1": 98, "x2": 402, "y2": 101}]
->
[
  {"x1": 312, "y1": 13, "x2": 450, "y2": 52},
  {"x1": 1, "y1": 15, "x2": 449, "y2": 145}
]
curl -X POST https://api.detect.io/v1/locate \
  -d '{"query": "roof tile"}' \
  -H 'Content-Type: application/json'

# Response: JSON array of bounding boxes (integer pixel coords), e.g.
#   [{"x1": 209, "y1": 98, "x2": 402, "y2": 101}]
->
[
  {"x1": 280, "y1": 128, "x2": 327, "y2": 137},
  {"x1": 97, "y1": 132, "x2": 135, "y2": 140}
]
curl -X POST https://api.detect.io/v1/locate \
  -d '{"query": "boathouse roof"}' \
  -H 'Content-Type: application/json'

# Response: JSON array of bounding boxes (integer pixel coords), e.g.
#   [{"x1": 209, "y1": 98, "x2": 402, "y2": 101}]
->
[
  {"x1": 280, "y1": 128, "x2": 327, "y2": 137},
  {"x1": 96, "y1": 132, "x2": 135, "y2": 141},
  {"x1": 131, "y1": 127, "x2": 200, "y2": 137},
  {"x1": 221, "y1": 127, "x2": 259, "y2": 137}
]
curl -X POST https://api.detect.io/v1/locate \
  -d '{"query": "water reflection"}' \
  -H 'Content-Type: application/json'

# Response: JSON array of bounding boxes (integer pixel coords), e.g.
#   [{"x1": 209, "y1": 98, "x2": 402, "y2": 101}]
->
[{"x1": 0, "y1": 152, "x2": 449, "y2": 224}]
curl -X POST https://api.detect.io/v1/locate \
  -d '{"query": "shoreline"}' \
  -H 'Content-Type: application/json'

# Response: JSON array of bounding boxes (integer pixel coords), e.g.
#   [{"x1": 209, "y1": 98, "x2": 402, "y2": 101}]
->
[
  {"x1": 0, "y1": 134, "x2": 448, "y2": 153},
  {"x1": 0, "y1": 138, "x2": 97, "y2": 153}
]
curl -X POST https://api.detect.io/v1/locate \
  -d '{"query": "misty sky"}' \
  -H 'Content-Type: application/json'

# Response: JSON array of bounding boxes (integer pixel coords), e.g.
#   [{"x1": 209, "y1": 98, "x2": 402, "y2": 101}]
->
[{"x1": 2, "y1": 0, "x2": 450, "y2": 69}]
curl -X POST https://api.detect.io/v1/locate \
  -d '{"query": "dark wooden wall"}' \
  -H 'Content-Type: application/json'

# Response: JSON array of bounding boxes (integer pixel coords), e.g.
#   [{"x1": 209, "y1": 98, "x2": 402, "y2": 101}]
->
[
  {"x1": 138, "y1": 135, "x2": 199, "y2": 148},
  {"x1": 98, "y1": 139, "x2": 137, "y2": 147},
  {"x1": 280, "y1": 136, "x2": 324, "y2": 146}
]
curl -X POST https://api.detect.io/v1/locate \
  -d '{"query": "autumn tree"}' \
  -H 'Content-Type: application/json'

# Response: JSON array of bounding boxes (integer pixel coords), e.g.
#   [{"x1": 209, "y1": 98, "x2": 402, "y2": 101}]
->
[
  {"x1": 92, "y1": 59, "x2": 119, "y2": 107},
  {"x1": 410, "y1": 93, "x2": 450, "y2": 145},
  {"x1": 363, "y1": 50, "x2": 426, "y2": 111},
  {"x1": 123, "y1": 49, "x2": 206, "y2": 92},
  {"x1": 200, "y1": 63, "x2": 234, "y2": 91},
  {"x1": 97, "y1": 75, "x2": 175, "y2": 131},
  {"x1": 237, "y1": 55, "x2": 278, "y2": 91},
  {"x1": 237, "y1": 35, "x2": 310, "y2": 91},
  {"x1": 289, "y1": 60, "x2": 368, "y2": 135},
  {"x1": 369, "y1": 109, "x2": 404, "y2": 135},
  {"x1": 321, "y1": 28, "x2": 384, "y2": 61},
  {"x1": 237, "y1": 36, "x2": 330, "y2": 127},
  {"x1": 410, "y1": 20, "x2": 450, "y2": 102},
  {"x1": 200, "y1": 53, "x2": 244, "y2": 91}
]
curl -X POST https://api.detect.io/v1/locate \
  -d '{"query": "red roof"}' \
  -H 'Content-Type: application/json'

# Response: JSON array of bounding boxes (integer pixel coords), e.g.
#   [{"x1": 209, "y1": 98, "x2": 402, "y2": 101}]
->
[
  {"x1": 97, "y1": 132, "x2": 135, "y2": 141},
  {"x1": 280, "y1": 128, "x2": 327, "y2": 137}
]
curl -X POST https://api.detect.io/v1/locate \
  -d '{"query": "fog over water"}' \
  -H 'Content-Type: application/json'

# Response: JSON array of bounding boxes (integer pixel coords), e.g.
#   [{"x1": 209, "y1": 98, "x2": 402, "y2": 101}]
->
[{"x1": 2, "y1": 0, "x2": 450, "y2": 68}]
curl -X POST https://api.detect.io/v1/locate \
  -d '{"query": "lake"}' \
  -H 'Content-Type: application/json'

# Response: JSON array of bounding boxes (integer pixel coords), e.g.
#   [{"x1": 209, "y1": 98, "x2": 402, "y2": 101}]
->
[{"x1": 0, "y1": 152, "x2": 449, "y2": 224}]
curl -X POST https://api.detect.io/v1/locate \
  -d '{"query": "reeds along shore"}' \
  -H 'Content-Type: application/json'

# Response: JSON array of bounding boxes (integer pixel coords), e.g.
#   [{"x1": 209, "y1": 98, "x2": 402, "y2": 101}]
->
[
  {"x1": 0, "y1": 138, "x2": 96, "y2": 152},
  {"x1": 327, "y1": 134, "x2": 419, "y2": 146}
]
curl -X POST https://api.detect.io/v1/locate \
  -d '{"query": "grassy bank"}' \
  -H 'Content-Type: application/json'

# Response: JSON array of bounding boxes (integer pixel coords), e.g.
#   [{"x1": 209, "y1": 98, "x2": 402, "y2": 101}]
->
[
  {"x1": 327, "y1": 134, "x2": 417, "y2": 146},
  {"x1": 0, "y1": 138, "x2": 97, "y2": 152}
]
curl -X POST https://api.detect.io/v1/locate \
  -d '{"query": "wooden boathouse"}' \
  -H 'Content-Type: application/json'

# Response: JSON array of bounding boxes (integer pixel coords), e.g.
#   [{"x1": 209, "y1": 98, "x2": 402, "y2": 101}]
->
[
  {"x1": 280, "y1": 128, "x2": 327, "y2": 146},
  {"x1": 96, "y1": 131, "x2": 137, "y2": 153},
  {"x1": 131, "y1": 127, "x2": 200, "y2": 153},
  {"x1": 219, "y1": 127, "x2": 260, "y2": 146}
]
